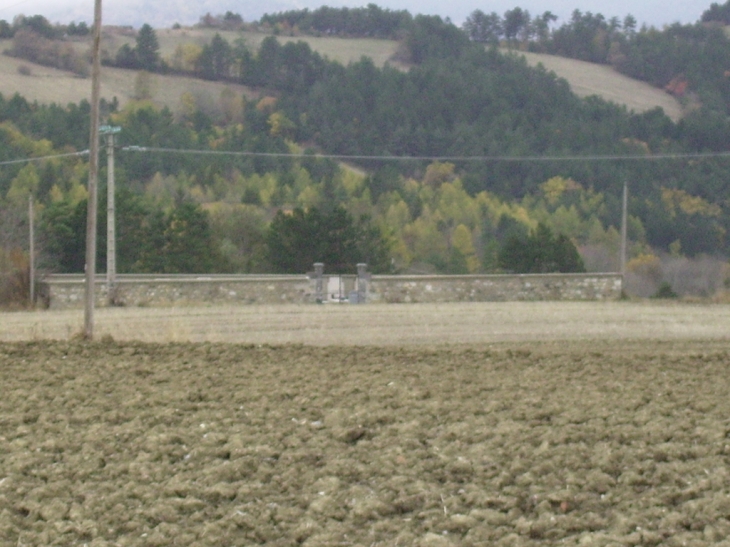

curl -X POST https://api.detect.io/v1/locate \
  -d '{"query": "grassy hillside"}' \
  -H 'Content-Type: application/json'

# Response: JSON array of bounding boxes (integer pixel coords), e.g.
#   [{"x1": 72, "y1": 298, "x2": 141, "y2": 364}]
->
[
  {"x1": 98, "y1": 28, "x2": 404, "y2": 69},
  {"x1": 0, "y1": 38, "x2": 256, "y2": 112},
  {"x1": 511, "y1": 50, "x2": 684, "y2": 122},
  {"x1": 0, "y1": 29, "x2": 684, "y2": 120},
  {"x1": 0, "y1": 29, "x2": 399, "y2": 110},
  {"x1": 162, "y1": 28, "x2": 405, "y2": 68}
]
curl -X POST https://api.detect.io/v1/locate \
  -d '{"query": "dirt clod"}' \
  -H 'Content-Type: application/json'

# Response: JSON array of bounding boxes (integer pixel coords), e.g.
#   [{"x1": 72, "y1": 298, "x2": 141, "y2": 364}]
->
[{"x1": 1, "y1": 340, "x2": 730, "y2": 545}]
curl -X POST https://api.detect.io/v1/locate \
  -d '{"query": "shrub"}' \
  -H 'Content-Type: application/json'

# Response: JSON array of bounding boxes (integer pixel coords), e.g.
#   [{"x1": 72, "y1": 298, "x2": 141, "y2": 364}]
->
[
  {"x1": 0, "y1": 248, "x2": 30, "y2": 309},
  {"x1": 652, "y1": 281, "x2": 678, "y2": 299},
  {"x1": 8, "y1": 29, "x2": 88, "y2": 76}
]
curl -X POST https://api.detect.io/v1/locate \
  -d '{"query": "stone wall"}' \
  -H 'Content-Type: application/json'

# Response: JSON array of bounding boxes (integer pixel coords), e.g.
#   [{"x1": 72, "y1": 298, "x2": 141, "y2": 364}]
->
[
  {"x1": 367, "y1": 273, "x2": 623, "y2": 303},
  {"x1": 41, "y1": 274, "x2": 318, "y2": 309},
  {"x1": 40, "y1": 272, "x2": 623, "y2": 309}
]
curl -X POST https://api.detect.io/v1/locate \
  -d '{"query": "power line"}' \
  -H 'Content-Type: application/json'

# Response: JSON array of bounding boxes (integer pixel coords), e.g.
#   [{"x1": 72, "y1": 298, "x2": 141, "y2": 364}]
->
[
  {"x1": 120, "y1": 146, "x2": 730, "y2": 162},
  {"x1": 3, "y1": 146, "x2": 730, "y2": 167},
  {"x1": 0, "y1": 0, "x2": 33, "y2": 13},
  {"x1": 0, "y1": 150, "x2": 89, "y2": 166}
]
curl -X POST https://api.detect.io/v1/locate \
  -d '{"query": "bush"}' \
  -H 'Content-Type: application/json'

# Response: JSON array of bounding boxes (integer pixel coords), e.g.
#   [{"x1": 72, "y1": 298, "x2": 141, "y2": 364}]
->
[
  {"x1": 0, "y1": 248, "x2": 30, "y2": 309},
  {"x1": 8, "y1": 29, "x2": 88, "y2": 76},
  {"x1": 652, "y1": 281, "x2": 678, "y2": 299}
]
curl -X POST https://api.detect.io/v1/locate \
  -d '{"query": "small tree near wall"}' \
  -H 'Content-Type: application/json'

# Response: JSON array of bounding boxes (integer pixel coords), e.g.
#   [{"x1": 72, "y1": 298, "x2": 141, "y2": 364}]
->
[
  {"x1": 266, "y1": 206, "x2": 392, "y2": 274},
  {"x1": 498, "y1": 223, "x2": 585, "y2": 273}
]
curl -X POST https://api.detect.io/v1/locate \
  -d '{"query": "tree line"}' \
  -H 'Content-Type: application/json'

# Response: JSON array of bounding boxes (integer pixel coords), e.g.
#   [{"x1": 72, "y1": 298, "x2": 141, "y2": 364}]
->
[
  {"x1": 246, "y1": 3, "x2": 730, "y2": 153},
  {"x1": 2, "y1": 4, "x2": 730, "y2": 303},
  {"x1": 462, "y1": 4, "x2": 730, "y2": 141},
  {"x1": 0, "y1": 14, "x2": 89, "y2": 40},
  {"x1": 0, "y1": 92, "x2": 723, "y2": 308},
  {"x1": 258, "y1": 4, "x2": 413, "y2": 39},
  {"x1": 2, "y1": 15, "x2": 90, "y2": 76},
  {"x1": 3, "y1": 15, "x2": 730, "y2": 255},
  {"x1": 0, "y1": 88, "x2": 722, "y2": 269},
  {"x1": 702, "y1": 1, "x2": 730, "y2": 24}
]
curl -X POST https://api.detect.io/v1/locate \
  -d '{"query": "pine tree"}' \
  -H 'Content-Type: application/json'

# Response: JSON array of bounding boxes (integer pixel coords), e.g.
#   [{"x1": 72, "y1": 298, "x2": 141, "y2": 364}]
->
[
  {"x1": 498, "y1": 223, "x2": 585, "y2": 273},
  {"x1": 136, "y1": 24, "x2": 160, "y2": 71},
  {"x1": 266, "y1": 207, "x2": 391, "y2": 274}
]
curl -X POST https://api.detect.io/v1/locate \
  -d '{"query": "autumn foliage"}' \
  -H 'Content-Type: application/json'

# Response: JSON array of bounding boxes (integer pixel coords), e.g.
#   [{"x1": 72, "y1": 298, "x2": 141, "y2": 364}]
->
[{"x1": 0, "y1": 248, "x2": 30, "y2": 308}]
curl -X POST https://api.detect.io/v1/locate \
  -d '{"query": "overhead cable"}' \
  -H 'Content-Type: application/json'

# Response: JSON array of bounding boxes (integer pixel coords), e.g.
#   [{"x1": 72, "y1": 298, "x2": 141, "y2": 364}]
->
[
  {"x1": 0, "y1": 150, "x2": 90, "y2": 166},
  {"x1": 0, "y1": 0, "x2": 32, "y2": 12},
  {"x1": 4, "y1": 147, "x2": 730, "y2": 167},
  {"x1": 121, "y1": 146, "x2": 730, "y2": 162}
]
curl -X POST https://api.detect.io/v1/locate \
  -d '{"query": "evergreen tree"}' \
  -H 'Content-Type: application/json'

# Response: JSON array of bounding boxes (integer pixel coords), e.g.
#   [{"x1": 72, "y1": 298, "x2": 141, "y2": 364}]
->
[
  {"x1": 266, "y1": 207, "x2": 391, "y2": 274},
  {"x1": 159, "y1": 202, "x2": 218, "y2": 273},
  {"x1": 66, "y1": 21, "x2": 90, "y2": 36},
  {"x1": 402, "y1": 15, "x2": 471, "y2": 63},
  {"x1": 498, "y1": 223, "x2": 585, "y2": 273},
  {"x1": 198, "y1": 33, "x2": 232, "y2": 80},
  {"x1": 703, "y1": 1, "x2": 730, "y2": 24},
  {"x1": 136, "y1": 24, "x2": 160, "y2": 71},
  {"x1": 0, "y1": 20, "x2": 12, "y2": 39},
  {"x1": 114, "y1": 44, "x2": 137, "y2": 69},
  {"x1": 503, "y1": 7, "x2": 529, "y2": 47},
  {"x1": 462, "y1": 10, "x2": 502, "y2": 45},
  {"x1": 41, "y1": 198, "x2": 88, "y2": 273}
]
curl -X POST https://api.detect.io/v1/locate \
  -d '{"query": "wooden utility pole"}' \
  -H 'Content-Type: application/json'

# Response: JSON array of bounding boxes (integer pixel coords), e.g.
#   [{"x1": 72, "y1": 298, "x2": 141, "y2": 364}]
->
[{"x1": 85, "y1": 0, "x2": 103, "y2": 339}]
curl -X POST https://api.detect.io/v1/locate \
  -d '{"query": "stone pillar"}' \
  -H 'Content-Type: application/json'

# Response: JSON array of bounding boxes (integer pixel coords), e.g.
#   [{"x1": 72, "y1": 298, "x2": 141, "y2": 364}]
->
[
  {"x1": 356, "y1": 263, "x2": 369, "y2": 304},
  {"x1": 314, "y1": 263, "x2": 324, "y2": 303}
]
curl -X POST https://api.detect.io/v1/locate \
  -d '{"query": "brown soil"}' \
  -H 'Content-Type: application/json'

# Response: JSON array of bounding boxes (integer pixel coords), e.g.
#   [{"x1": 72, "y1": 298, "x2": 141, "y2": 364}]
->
[{"x1": 2, "y1": 340, "x2": 730, "y2": 546}]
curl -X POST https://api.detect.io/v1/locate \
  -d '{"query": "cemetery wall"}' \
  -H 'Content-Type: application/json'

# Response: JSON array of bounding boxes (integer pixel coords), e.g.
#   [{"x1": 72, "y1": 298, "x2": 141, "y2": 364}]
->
[{"x1": 40, "y1": 272, "x2": 623, "y2": 309}]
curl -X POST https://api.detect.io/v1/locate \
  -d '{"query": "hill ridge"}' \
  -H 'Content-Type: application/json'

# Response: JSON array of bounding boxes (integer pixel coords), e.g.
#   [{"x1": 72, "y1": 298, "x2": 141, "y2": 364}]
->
[{"x1": 0, "y1": 30, "x2": 682, "y2": 121}]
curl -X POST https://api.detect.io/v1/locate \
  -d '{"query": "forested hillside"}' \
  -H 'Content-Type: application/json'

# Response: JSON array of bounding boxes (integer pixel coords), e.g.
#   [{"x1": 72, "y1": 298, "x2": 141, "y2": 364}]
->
[{"x1": 1, "y1": 4, "x2": 730, "y2": 305}]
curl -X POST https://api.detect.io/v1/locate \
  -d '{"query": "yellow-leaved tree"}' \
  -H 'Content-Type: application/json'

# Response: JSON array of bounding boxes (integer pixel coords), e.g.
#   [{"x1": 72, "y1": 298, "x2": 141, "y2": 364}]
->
[
  {"x1": 6, "y1": 163, "x2": 39, "y2": 205},
  {"x1": 451, "y1": 223, "x2": 479, "y2": 273}
]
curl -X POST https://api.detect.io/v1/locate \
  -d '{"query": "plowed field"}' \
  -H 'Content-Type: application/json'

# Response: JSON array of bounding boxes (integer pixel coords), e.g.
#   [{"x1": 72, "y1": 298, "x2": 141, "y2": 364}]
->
[{"x1": 2, "y1": 334, "x2": 730, "y2": 546}]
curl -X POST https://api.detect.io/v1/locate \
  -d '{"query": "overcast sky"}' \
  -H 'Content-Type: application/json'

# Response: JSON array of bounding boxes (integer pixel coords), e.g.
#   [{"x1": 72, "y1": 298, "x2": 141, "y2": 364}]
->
[{"x1": 0, "y1": 0, "x2": 706, "y2": 29}]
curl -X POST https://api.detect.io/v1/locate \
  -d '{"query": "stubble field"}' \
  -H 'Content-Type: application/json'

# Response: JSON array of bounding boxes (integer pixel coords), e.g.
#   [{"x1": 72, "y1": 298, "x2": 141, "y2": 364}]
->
[{"x1": 1, "y1": 302, "x2": 730, "y2": 546}]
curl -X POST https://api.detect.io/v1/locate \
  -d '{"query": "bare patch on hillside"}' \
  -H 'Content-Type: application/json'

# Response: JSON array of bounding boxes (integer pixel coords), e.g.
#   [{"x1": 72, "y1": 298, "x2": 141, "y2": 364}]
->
[{"x1": 512, "y1": 50, "x2": 684, "y2": 122}]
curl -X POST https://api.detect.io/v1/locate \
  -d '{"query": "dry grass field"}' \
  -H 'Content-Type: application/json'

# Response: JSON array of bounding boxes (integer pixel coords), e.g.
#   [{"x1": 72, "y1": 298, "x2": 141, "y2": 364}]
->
[
  {"x1": 1, "y1": 302, "x2": 730, "y2": 546},
  {"x1": 0, "y1": 38, "x2": 255, "y2": 112},
  {"x1": 99, "y1": 28, "x2": 402, "y2": 68},
  {"x1": 1, "y1": 301, "x2": 730, "y2": 345},
  {"x1": 156, "y1": 28, "x2": 404, "y2": 69},
  {"x1": 0, "y1": 29, "x2": 399, "y2": 112},
  {"x1": 512, "y1": 51, "x2": 684, "y2": 122}
]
